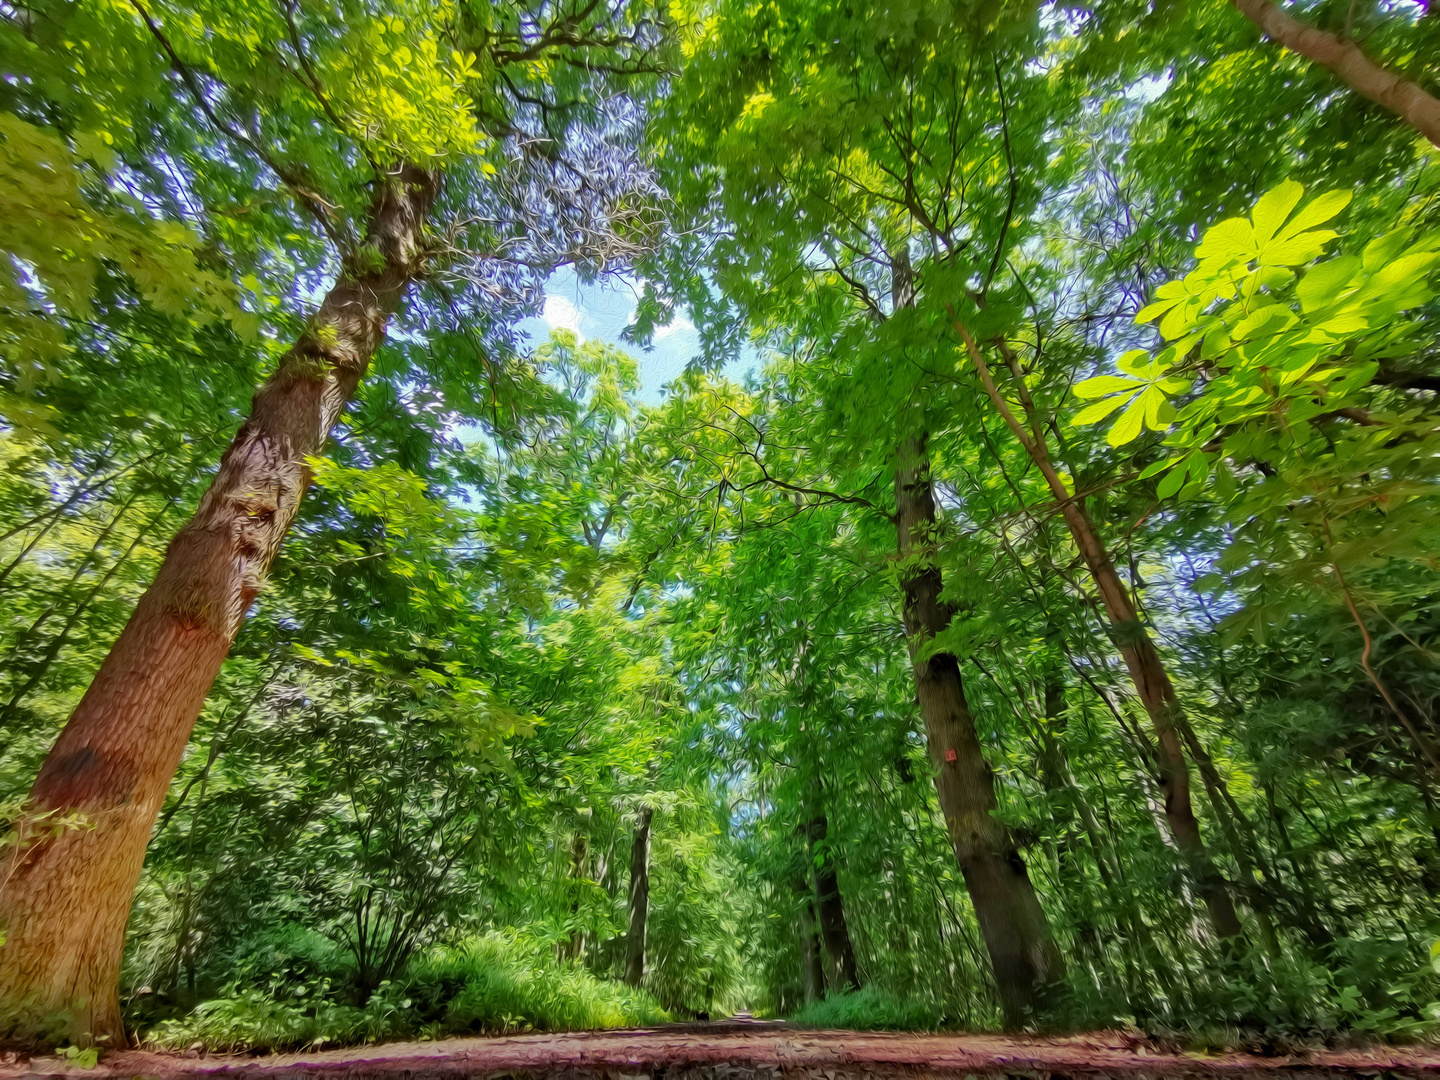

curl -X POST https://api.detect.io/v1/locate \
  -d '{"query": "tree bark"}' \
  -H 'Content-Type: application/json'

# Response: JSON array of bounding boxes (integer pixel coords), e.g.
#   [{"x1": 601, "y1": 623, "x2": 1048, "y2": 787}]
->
[
  {"x1": 950, "y1": 319, "x2": 1243, "y2": 941},
  {"x1": 804, "y1": 813, "x2": 860, "y2": 992},
  {"x1": 893, "y1": 433, "x2": 1064, "y2": 1027},
  {"x1": 624, "y1": 806, "x2": 652, "y2": 989},
  {"x1": 0, "y1": 164, "x2": 439, "y2": 1047},
  {"x1": 560, "y1": 830, "x2": 589, "y2": 963},
  {"x1": 1232, "y1": 0, "x2": 1440, "y2": 148},
  {"x1": 794, "y1": 874, "x2": 825, "y2": 1004}
]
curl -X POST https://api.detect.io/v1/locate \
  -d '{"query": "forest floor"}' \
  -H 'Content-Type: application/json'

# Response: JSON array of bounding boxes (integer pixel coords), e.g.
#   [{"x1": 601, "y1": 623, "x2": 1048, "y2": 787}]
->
[{"x1": 6, "y1": 1020, "x2": 1440, "y2": 1080}]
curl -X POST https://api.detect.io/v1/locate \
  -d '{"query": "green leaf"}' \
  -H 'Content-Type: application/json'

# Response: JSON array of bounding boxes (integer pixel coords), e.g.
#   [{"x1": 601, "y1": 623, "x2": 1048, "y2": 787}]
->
[
  {"x1": 1261, "y1": 229, "x2": 1338, "y2": 267},
  {"x1": 1296, "y1": 257, "x2": 1361, "y2": 313},
  {"x1": 1074, "y1": 375, "x2": 1143, "y2": 399},
  {"x1": 1249, "y1": 179, "x2": 1305, "y2": 249},
  {"x1": 1139, "y1": 384, "x2": 1174, "y2": 429},
  {"x1": 1362, "y1": 228, "x2": 1413, "y2": 272},
  {"x1": 1230, "y1": 304, "x2": 1296, "y2": 341},
  {"x1": 1108, "y1": 398, "x2": 1146, "y2": 446},
  {"x1": 1073, "y1": 393, "x2": 1134, "y2": 425},
  {"x1": 1276, "y1": 187, "x2": 1352, "y2": 238},
  {"x1": 1195, "y1": 217, "x2": 1255, "y2": 262},
  {"x1": 1156, "y1": 458, "x2": 1189, "y2": 498},
  {"x1": 1139, "y1": 456, "x2": 1184, "y2": 479}
]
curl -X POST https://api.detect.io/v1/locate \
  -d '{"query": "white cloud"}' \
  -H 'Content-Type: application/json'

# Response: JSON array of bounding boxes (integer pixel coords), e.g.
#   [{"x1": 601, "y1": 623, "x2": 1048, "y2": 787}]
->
[
  {"x1": 652, "y1": 314, "x2": 695, "y2": 341},
  {"x1": 543, "y1": 294, "x2": 583, "y2": 340}
]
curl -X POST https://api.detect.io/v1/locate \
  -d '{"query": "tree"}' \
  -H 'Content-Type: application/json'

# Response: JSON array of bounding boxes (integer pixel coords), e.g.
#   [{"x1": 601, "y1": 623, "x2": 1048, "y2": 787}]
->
[
  {"x1": 0, "y1": 0, "x2": 663, "y2": 1044},
  {"x1": 1069, "y1": 180, "x2": 1440, "y2": 777},
  {"x1": 1230, "y1": 0, "x2": 1440, "y2": 146},
  {"x1": 947, "y1": 314, "x2": 1243, "y2": 938},
  {"x1": 642, "y1": 0, "x2": 1078, "y2": 1023},
  {"x1": 624, "y1": 806, "x2": 653, "y2": 989}
]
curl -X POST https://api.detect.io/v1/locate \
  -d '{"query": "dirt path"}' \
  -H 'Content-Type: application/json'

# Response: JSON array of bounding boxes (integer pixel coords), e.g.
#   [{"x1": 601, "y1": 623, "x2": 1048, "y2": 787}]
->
[{"x1": 6, "y1": 1021, "x2": 1440, "y2": 1079}]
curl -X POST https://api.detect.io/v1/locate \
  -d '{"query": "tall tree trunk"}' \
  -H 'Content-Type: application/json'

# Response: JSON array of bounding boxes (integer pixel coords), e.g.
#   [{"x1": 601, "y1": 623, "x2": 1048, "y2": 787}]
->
[
  {"x1": 794, "y1": 874, "x2": 825, "y2": 1004},
  {"x1": 950, "y1": 319, "x2": 1243, "y2": 940},
  {"x1": 624, "y1": 806, "x2": 652, "y2": 989},
  {"x1": 805, "y1": 813, "x2": 860, "y2": 992},
  {"x1": 894, "y1": 434, "x2": 1064, "y2": 1027},
  {"x1": 0, "y1": 165, "x2": 439, "y2": 1047},
  {"x1": 891, "y1": 262, "x2": 1061, "y2": 1027},
  {"x1": 1231, "y1": 0, "x2": 1440, "y2": 147}
]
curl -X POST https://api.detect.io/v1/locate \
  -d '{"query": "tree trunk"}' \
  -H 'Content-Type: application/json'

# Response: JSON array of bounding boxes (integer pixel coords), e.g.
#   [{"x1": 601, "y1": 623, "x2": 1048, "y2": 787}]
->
[
  {"x1": 951, "y1": 319, "x2": 1243, "y2": 941},
  {"x1": 893, "y1": 434, "x2": 1064, "y2": 1027},
  {"x1": 561, "y1": 830, "x2": 589, "y2": 963},
  {"x1": 794, "y1": 875, "x2": 825, "y2": 1005},
  {"x1": 0, "y1": 164, "x2": 439, "y2": 1048},
  {"x1": 1231, "y1": 0, "x2": 1440, "y2": 147},
  {"x1": 624, "y1": 806, "x2": 652, "y2": 989},
  {"x1": 805, "y1": 813, "x2": 860, "y2": 992}
]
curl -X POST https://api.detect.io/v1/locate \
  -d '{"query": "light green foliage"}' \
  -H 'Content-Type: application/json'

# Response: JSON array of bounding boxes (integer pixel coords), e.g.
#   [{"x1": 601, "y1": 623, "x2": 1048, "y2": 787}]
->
[
  {"x1": 635, "y1": 0, "x2": 1440, "y2": 1043},
  {"x1": 1070, "y1": 181, "x2": 1440, "y2": 633},
  {"x1": 143, "y1": 933, "x2": 668, "y2": 1052},
  {"x1": 1073, "y1": 180, "x2": 1433, "y2": 459},
  {"x1": 0, "y1": 113, "x2": 235, "y2": 428}
]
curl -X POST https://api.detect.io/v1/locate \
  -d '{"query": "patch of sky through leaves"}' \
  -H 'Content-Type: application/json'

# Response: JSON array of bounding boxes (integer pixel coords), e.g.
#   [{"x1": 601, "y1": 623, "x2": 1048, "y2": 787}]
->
[{"x1": 519, "y1": 267, "x2": 750, "y2": 403}]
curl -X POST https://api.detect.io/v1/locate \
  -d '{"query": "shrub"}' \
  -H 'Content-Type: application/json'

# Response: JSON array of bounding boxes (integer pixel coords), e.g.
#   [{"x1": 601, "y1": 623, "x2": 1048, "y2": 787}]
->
[
  {"x1": 788, "y1": 987, "x2": 945, "y2": 1032},
  {"x1": 145, "y1": 992, "x2": 369, "y2": 1053},
  {"x1": 426, "y1": 934, "x2": 669, "y2": 1034},
  {"x1": 143, "y1": 931, "x2": 668, "y2": 1052}
]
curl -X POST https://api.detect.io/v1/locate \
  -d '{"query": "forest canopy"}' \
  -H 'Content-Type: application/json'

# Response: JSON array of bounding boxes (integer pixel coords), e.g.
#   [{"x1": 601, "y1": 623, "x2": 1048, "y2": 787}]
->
[{"x1": 2, "y1": 0, "x2": 1440, "y2": 1056}]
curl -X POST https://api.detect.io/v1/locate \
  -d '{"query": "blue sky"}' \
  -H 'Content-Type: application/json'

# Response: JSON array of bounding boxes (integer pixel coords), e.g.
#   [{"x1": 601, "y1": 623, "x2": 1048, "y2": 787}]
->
[{"x1": 516, "y1": 267, "x2": 705, "y2": 403}]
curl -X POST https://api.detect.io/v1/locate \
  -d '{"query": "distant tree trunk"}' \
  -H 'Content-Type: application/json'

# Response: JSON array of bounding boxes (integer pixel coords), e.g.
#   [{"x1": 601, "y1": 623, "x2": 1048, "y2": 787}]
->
[
  {"x1": 0, "y1": 164, "x2": 439, "y2": 1047},
  {"x1": 805, "y1": 813, "x2": 859, "y2": 992},
  {"x1": 951, "y1": 320, "x2": 1243, "y2": 941},
  {"x1": 561, "y1": 830, "x2": 589, "y2": 963},
  {"x1": 1231, "y1": 0, "x2": 1440, "y2": 147},
  {"x1": 794, "y1": 876, "x2": 825, "y2": 1004},
  {"x1": 624, "y1": 806, "x2": 653, "y2": 988}
]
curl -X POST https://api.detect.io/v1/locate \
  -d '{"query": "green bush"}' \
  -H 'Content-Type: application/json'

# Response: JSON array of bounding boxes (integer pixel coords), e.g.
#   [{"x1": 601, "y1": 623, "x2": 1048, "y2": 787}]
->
[
  {"x1": 144, "y1": 932, "x2": 669, "y2": 1053},
  {"x1": 788, "y1": 987, "x2": 945, "y2": 1032},
  {"x1": 144, "y1": 992, "x2": 371, "y2": 1053},
  {"x1": 426, "y1": 935, "x2": 669, "y2": 1033}
]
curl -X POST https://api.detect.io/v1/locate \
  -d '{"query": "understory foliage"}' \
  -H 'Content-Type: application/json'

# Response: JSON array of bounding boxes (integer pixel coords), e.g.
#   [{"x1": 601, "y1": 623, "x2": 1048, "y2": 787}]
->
[
  {"x1": 3, "y1": 0, "x2": 1440, "y2": 1054},
  {"x1": 140, "y1": 933, "x2": 670, "y2": 1052}
]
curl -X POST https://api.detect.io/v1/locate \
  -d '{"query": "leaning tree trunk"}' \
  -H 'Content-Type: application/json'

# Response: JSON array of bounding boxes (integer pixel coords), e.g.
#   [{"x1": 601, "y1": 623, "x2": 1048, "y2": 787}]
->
[
  {"x1": 894, "y1": 434, "x2": 1064, "y2": 1028},
  {"x1": 624, "y1": 806, "x2": 653, "y2": 989},
  {"x1": 805, "y1": 813, "x2": 860, "y2": 992},
  {"x1": 951, "y1": 320, "x2": 1243, "y2": 940},
  {"x1": 0, "y1": 165, "x2": 439, "y2": 1047},
  {"x1": 1231, "y1": 0, "x2": 1440, "y2": 147}
]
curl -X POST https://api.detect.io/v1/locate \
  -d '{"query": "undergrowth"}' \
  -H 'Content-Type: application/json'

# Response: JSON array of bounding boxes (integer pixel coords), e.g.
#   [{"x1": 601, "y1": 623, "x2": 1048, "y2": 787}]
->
[
  {"x1": 787, "y1": 987, "x2": 945, "y2": 1032},
  {"x1": 140, "y1": 931, "x2": 669, "y2": 1053},
  {"x1": 785, "y1": 935, "x2": 1440, "y2": 1048}
]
